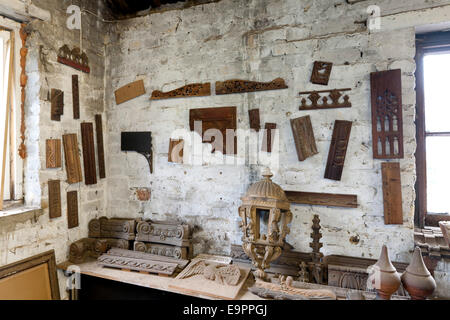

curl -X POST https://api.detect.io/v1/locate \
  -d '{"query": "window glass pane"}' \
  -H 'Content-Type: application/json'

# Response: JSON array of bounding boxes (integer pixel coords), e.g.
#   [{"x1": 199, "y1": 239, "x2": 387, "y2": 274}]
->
[
  {"x1": 423, "y1": 53, "x2": 450, "y2": 132},
  {"x1": 426, "y1": 136, "x2": 450, "y2": 214}
]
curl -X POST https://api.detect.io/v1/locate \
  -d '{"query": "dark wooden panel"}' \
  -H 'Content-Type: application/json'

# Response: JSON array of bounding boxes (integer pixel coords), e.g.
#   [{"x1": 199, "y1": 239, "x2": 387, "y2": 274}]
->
[
  {"x1": 290, "y1": 116, "x2": 318, "y2": 161},
  {"x1": 114, "y1": 80, "x2": 146, "y2": 104},
  {"x1": 325, "y1": 120, "x2": 352, "y2": 181},
  {"x1": 215, "y1": 78, "x2": 288, "y2": 95},
  {"x1": 299, "y1": 89, "x2": 351, "y2": 111},
  {"x1": 248, "y1": 109, "x2": 260, "y2": 132},
  {"x1": 81, "y1": 123, "x2": 97, "y2": 185},
  {"x1": 67, "y1": 191, "x2": 79, "y2": 229},
  {"x1": 72, "y1": 75, "x2": 80, "y2": 119},
  {"x1": 286, "y1": 191, "x2": 358, "y2": 208},
  {"x1": 48, "y1": 180, "x2": 61, "y2": 219},
  {"x1": 121, "y1": 132, "x2": 153, "y2": 173},
  {"x1": 381, "y1": 162, "x2": 403, "y2": 225},
  {"x1": 168, "y1": 139, "x2": 184, "y2": 164},
  {"x1": 189, "y1": 107, "x2": 237, "y2": 155},
  {"x1": 370, "y1": 69, "x2": 404, "y2": 159},
  {"x1": 63, "y1": 134, "x2": 83, "y2": 184},
  {"x1": 95, "y1": 115, "x2": 106, "y2": 179},
  {"x1": 151, "y1": 83, "x2": 210, "y2": 100},
  {"x1": 311, "y1": 61, "x2": 333, "y2": 85},
  {"x1": 262, "y1": 123, "x2": 277, "y2": 153},
  {"x1": 46, "y1": 139, "x2": 61, "y2": 169},
  {"x1": 50, "y1": 89, "x2": 63, "y2": 121}
]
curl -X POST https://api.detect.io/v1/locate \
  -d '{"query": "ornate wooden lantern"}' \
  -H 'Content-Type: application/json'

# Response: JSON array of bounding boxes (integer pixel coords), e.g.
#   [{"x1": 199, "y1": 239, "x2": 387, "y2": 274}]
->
[{"x1": 239, "y1": 168, "x2": 293, "y2": 279}]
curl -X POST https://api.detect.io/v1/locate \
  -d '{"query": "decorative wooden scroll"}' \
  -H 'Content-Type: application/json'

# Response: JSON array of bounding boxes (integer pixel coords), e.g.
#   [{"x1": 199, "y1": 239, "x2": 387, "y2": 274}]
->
[
  {"x1": 115, "y1": 80, "x2": 146, "y2": 104},
  {"x1": 189, "y1": 107, "x2": 237, "y2": 155},
  {"x1": 72, "y1": 75, "x2": 80, "y2": 119},
  {"x1": 299, "y1": 89, "x2": 351, "y2": 111},
  {"x1": 311, "y1": 61, "x2": 333, "y2": 85},
  {"x1": 46, "y1": 139, "x2": 61, "y2": 168},
  {"x1": 67, "y1": 191, "x2": 79, "y2": 229},
  {"x1": 381, "y1": 163, "x2": 403, "y2": 225},
  {"x1": 48, "y1": 180, "x2": 61, "y2": 219},
  {"x1": 286, "y1": 191, "x2": 358, "y2": 208},
  {"x1": 95, "y1": 115, "x2": 106, "y2": 179},
  {"x1": 151, "y1": 83, "x2": 210, "y2": 100},
  {"x1": 262, "y1": 123, "x2": 277, "y2": 153},
  {"x1": 134, "y1": 241, "x2": 190, "y2": 260},
  {"x1": 216, "y1": 78, "x2": 288, "y2": 95},
  {"x1": 121, "y1": 132, "x2": 153, "y2": 174},
  {"x1": 136, "y1": 220, "x2": 192, "y2": 247},
  {"x1": 50, "y1": 89, "x2": 64, "y2": 121},
  {"x1": 310, "y1": 215, "x2": 325, "y2": 285},
  {"x1": 69, "y1": 238, "x2": 130, "y2": 264},
  {"x1": 290, "y1": 116, "x2": 318, "y2": 161},
  {"x1": 108, "y1": 248, "x2": 189, "y2": 270},
  {"x1": 324, "y1": 120, "x2": 352, "y2": 181},
  {"x1": 80, "y1": 123, "x2": 97, "y2": 185},
  {"x1": 57, "y1": 45, "x2": 90, "y2": 73},
  {"x1": 370, "y1": 69, "x2": 404, "y2": 159},
  {"x1": 18, "y1": 24, "x2": 28, "y2": 159},
  {"x1": 248, "y1": 109, "x2": 261, "y2": 132},
  {"x1": 62, "y1": 134, "x2": 83, "y2": 184},
  {"x1": 168, "y1": 139, "x2": 184, "y2": 164},
  {"x1": 88, "y1": 217, "x2": 137, "y2": 240}
]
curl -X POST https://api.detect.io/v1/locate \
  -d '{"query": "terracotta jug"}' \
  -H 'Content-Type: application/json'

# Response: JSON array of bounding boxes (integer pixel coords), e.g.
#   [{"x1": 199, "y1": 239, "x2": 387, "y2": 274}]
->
[
  {"x1": 370, "y1": 245, "x2": 401, "y2": 300},
  {"x1": 401, "y1": 247, "x2": 436, "y2": 300}
]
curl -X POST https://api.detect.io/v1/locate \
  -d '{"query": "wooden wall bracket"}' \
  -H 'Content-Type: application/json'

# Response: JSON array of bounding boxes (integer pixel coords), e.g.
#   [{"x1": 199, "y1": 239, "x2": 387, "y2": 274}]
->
[
  {"x1": 381, "y1": 162, "x2": 403, "y2": 225},
  {"x1": 262, "y1": 123, "x2": 277, "y2": 153},
  {"x1": 311, "y1": 61, "x2": 333, "y2": 85},
  {"x1": 121, "y1": 132, "x2": 153, "y2": 174},
  {"x1": 57, "y1": 45, "x2": 90, "y2": 73},
  {"x1": 286, "y1": 191, "x2": 358, "y2": 208},
  {"x1": 290, "y1": 116, "x2": 318, "y2": 161},
  {"x1": 325, "y1": 120, "x2": 352, "y2": 181},
  {"x1": 151, "y1": 83, "x2": 210, "y2": 100},
  {"x1": 299, "y1": 89, "x2": 351, "y2": 111},
  {"x1": 216, "y1": 78, "x2": 288, "y2": 95}
]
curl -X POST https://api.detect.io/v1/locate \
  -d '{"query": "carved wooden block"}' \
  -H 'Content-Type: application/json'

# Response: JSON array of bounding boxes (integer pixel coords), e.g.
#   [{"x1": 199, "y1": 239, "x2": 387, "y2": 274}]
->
[
  {"x1": 324, "y1": 120, "x2": 352, "y2": 181},
  {"x1": 136, "y1": 220, "x2": 191, "y2": 247},
  {"x1": 299, "y1": 89, "x2": 351, "y2": 111},
  {"x1": 95, "y1": 115, "x2": 106, "y2": 179},
  {"x1": 290, "y1": 116, "x2": 318, "y2": 161},
  {"x1": 67, "y1": 191, "x2": 79, "y2": 229},
  {"x1": 72, "y1": 75, "x2": 79, "y2": 119},
  {"x1": 381, "y1": 163, "x2": 403, "y2": 225},
  {"x1": 50, "y1": 89, "x2": 64, "y2": 121},
  {"x1": 286, "y1": 191, "x2": 358, "y2": 208},
  {"x1": 46, "y1": 139, "x2": 61, "y2": 168},
  {"x1": 177, "y1": 260, "x2": 241, "y2": 286},
  {"x1": 311, "y1": 61, "x2": 333, "y2": 85},
  {"x1": 262, "y1": 123, "x2": 277, "y2": 153},
  {"x1": 216, "y1": 78, "x2": 288, "y2": 95},
  {"x1": 48, "y1": 180, "x2": 61, "y2": 219},
  {"x1": 168, "y1": 139, "x2": 184, "y2": 164},
  {"x1": 248, "y1": 109, "x2": 261, "y2": 132},
  {"x1": 89, "y1": 217, "x2": 137, "y2": 240},
  {"x1": 151, "y1": 83, "x2": 210, "y2": 100},
  {"x1": 63, "y1": 134, "x2": 83, "y2": 184},
  {"x1": 189, "y1": 107, "x2": 237, "y2": 155},
  {"x1": 69, "y1": 238, "x2": 129, "y2": 264},
  {"x1": 57, "y1": 45, "x2": 90, "y2": 73},
  {"x1": 108, "y1": 248, "x2": 189, "y2": 270},
  {"x1": 81, "y1": 123, "x2": 97, "y2": 185},
  {"x1": 114, "y1": 80, "x2": 146, "y2": 104},
  {"x1": 134, "y1": 241, "x2": 190, "y2": 260},
  {"x1": 370, "y1": 69, "x2": 404, "y2": 159}
]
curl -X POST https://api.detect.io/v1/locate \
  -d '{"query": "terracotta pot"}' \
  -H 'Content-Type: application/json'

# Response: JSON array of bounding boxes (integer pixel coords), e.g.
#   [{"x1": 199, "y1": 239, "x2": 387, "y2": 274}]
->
[
  {"x1": 370, "y1": 245, "x2": 401, "y2": 300},
  {"x1": 401, "y1": 247, "x2": 436, "y2": 300}
]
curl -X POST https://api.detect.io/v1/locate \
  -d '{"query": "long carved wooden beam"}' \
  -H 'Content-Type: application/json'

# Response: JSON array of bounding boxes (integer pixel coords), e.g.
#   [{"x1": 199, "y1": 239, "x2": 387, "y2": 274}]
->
[
  {"x1": 151, "y1": 83, "x2": 211, "y2": 100},
  {"x1": 216, "y1": 78, "x2": 288, "y2": 95},
  {"x1": 286, "y1": 191, "x2": 358, "y2": 208},
  {"x1": 18, "y1": 24, "x2": 28, "y2": 159}
]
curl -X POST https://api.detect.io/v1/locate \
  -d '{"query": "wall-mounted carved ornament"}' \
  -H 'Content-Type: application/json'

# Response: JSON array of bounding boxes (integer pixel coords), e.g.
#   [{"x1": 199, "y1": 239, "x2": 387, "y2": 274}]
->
[
  {"x1": 291, "y1": 116, "x2": 318, "y2": 161},
  {"x1": 67, "y1": 191, "x2": 79, "y2": 229},
  {"x1": 262, "y1": 123, "x2": 277, "y2": 153},
  {"x1": 57, "y1": 45, "x2": 90, "y2": 73},
  {"x1": 248, "y1": 109, "x2": 261, "y2": 132},
  {"x1": 18, "y1": 24, "x2": 28, "y2": 159},
  {"x1": 115, "y1": 80, "x2": 146, "y2": 104},
  {"x1": 286, "y1": 191, "x2": 358, "y2": 208},
  {"x1": 299, "y1": 89, "x2": 351, "y2": 111},
  {"x1": 48, "y1": 180, "x2": 61, "y2": 219},
  {"x1": 80, "y1": 123, "x2": 97, "y2": 185},
  {"x1": 311, "y1": 61, "x2": 333, "y2": 85},
  {"x1": 72, "y1": 75, "x2": 80, "y2": 119},
  {"x1": 95, "y1": 115, "x2": 106, "y2": 179},
  {"x1": 151, "y1": 83, "x2": 211, "y2": 100},
  {"x1": 50, "y1": 89, "x2": 64, "y2": 121},
  {"x1": 46, "y1": 139, "x2": 61, "y2": 169},
  {"x1": 381, "y1": 163, "x2": 403, "y2": 225},
  {"x1": 62, "y1": 134, "x2": 83, "y2": 184},
  {"x1": 216, "y1": 78, "x2": 288, "y2": 95},
  {"x1": 324, "y1": 120, "x2": 352, "y2": 181}
]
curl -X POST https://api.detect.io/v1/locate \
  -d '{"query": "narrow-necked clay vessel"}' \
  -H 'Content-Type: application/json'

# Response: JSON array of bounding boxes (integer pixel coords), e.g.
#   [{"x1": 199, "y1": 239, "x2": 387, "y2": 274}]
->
[
  {"x1": 370, "y1": 245, "x2": 401, "y2": 300},
  {"x1": 401, "y1": 247, "x2": 436, "y2": 300}
]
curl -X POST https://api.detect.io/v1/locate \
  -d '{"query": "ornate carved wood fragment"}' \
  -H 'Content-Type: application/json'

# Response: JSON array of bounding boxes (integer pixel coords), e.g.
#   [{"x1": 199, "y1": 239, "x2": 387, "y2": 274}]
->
[
  {"x1": 80, "y1": 123, "x2": 97, "y2": 185},
  {"x1": 88, "y1": 217, "x2": 137, "y2": 240},
  {"x1": 290, "y1": 116, "x2": 318, "y2": 161},
  {"x1": 18, "y1": 24, "x2": 28, "y2": 159},
  {"x1": 69, "y1": 238, "x2": 130, "y2": 264},
  {"x1": 311, "y1": 61, "x2": 333, "y2": 85},
  {"x1": 95, "y1": 115, "x2": 106, "y2": 179},
  {"x1": 262, "y1": 123, "x2": 277, "y2": 153},
  {"x1": 57, "y1": 45, "x2": 90, "y2": 73},
  {"x1": 249, "y1": 109, "x2": 261, "y2": 132},
  {"x1": 72, "y1": 75, "x2": 80, "y2": 119},
  {"x1": 115, "y1": 80, "x2": 146, "y2": 104},
  {"x1": 109, "y1": 248, "x2": 189, "y2": 270},
  {"x1": 216, "y1": 78, "x2": 288, "y2": 95},
  {"x1": 299, "y1": 89, "x2": 351, "y2": 111},
  {"x1": 50, "y1": 89, "x2": 64, "y2": 121},
  {"x1": 62, "y1": 134, "x2": 83, "y2": 184},
  {"x1": 46, "y1": 139, "x2": 61, "y2": 169},
  {"x1": 309, "y1": 215, "x2": 324, "y2": 284},
  {"x1": 168, "y1": 139, "x2": 184, "y2": 164},
  {"x1": 381, "y1": 162, "x2": 403, "y2": 225},
  {"x1": 286, "y1": 191, "x2": 358, "y2": 208},
  {"x1": 134, "y1": 241, "x2": 189, "y2": 260},
  {"x1": 136, "y1": 220, "x2": 191, "y2": 247},
  {"x1": 324, "y1": 120, "x2": 352, "y2": 181},
  {"x1": 48, "y1": 180, "x2": 61, "y2": 219},
  {"x1": 177, "y1": 260, "x2": 242, "y2": 286},
  {"x1": 370, "y1": 69, "x2": 404, "y2": 159},
  {"x1": 67, "y1": 191, "x2": 79, "y2": 229},
  {"x1": 151, "y1": 83, "x2": 210, "y2": 100}
]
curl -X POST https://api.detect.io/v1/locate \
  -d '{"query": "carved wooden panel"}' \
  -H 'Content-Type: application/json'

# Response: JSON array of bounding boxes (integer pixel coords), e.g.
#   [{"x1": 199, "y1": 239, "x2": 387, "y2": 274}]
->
[
  {"x1": 136, "y1": 221, "x2": 191, "y2": 247},
  {"x1": 72, "y1": 75, "x2": 80, "y2": 119},
  {"x1": 50, "y1": 89, "x2": 64, "y2": 121},
  {"x1": 189, "y1": 107, "x2": 237, "y2": 155},
  {"x1": 57, "y1": 45, "x2": 90, "y2": 73},
  {"x1": 370, "y1": 69, "x2": 404, "y2": 159},
  {"x1": 311, "y1": 61, "x2": 333, "y2": 85},
  {"x1": 114, "y1": 80, "x2": 146, "y2": 105},
  {"x1": 216, "y1": 78, "x2": 288, "y2": 95},
  {"x1": 48, "y1": 180, "x2": 61, "y2": 219},
  {"x1": 18, "y1": 24, "x2": 28, "y2": 160},
  {"x1": 108, "y1": 248, "x2": 189, "y2": 270},
  {"x1": 62, "y1": 134, "x2": 83, "y2": 184},
  {"x1": 324, "y1": 120, "x2": 352, "y2": 181},
  {"x1": 95, "y1": 115, "x2": 106, "y2": 179},
  {"x1": 290, "y1": 116, "x2": 318, "y2": 161},
  {"x1": 286, "y1": 191, "x2": 358, "y2": 208},
  {"x1": 151, "y1": 83, "x2": 210, "y2": 100},
  {"x1": 67, "y1": 191, "x2": 79, "y2": 229},
  {"x1": 46, "y1": 139, "x2": 61, "y2": 169},
  {"x1": 81, "y1": 123, "x2": 97, "y2": 185},
  {"x1": 134, "y1": 241, "x2": 189, "y2": 260},
  {"x1": 88, "y1": 217, "x2": 137, "y2": 240},
  {"x1": 248, "y1": 109, "x2": 261, "y2": 132},
  {"x1": 381, "y1": 163, "x2": 403, "y2": 225},
  {"x1": 262, "y1": 123, "x2": 277, "y2": 153},
  {"x1": 168, "y1": 139, "x2": 184, "y2": 164},
  {"x1": 299, "y1": 89, "x2": 351, "y2": 111},
  {"x1": 69, "y1": 238, "x2": 130, "y2": 264}
]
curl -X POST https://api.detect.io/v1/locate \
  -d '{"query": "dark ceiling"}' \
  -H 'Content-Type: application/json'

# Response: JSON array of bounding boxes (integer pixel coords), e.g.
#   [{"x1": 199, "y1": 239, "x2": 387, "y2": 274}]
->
[{"x1": 105, "y1": 0, "x2": 187, "y2": 16}]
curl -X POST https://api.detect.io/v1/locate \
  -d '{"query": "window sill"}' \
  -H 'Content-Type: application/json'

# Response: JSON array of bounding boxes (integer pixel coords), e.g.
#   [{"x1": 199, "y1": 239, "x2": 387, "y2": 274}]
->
[{"x1": 0, "y1": 205, "x2": 43, "y2": 223}]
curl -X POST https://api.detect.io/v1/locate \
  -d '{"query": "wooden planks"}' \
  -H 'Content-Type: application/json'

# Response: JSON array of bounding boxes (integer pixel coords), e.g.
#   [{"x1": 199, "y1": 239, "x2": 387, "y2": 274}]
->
[
  {"x1": 168, "y1": 139, "x2": 184, "y2": 164},
  {"x1": 325, "y1": 120, "x2": 352, "y2": 181},
  {"x1": 67, "y1": 191, "x2": 79, "y2": 229},
  {"x1": 62, "y1": 134, "x2": 83, "y2": 184},
  {"x1": 50, "y1": 89, "x2": 64, "y2": 121},
  {"x1": 72, "y1": 75, "x2": 80, "y2": 119},
  {"x1": 381, "y1": 163, "x2": 403, "y2": 225},
  {"x1": 95, "y1": 115, "x2": 106, "y2": 179},
  {"x1": 114, "y1": 80, "x2": 146, "y2": 105},
  {"x1": 46, "y1": 139, "x2": 61, "y2": 168},
  {"x1": 215, "y1": 78, "x2": 288, "y2": 95},
  {"x1": 262, "y1": 123, "x2": 277, "y2": 153},
  {"x1": 48, "y1": 180, "x2": 61, "y2": 219},
  {"x1": 248, "y1": 109, "x2": 261, "y2": 132},
  {"x1": 286, "y1": 191, "x2": 358, "y2": 208},
  {"x1": 311, "y1": 61, "x2": 333, "y2": 85},
  {"x1": 81, "y1": 123, "x2": 97, "y2": 185},
  {"x1": 151, "y1": 83, "x2": 210, "y2": 100},
  {"x1": 291, "y1": 116, "x2": 318, "y2": 161}
]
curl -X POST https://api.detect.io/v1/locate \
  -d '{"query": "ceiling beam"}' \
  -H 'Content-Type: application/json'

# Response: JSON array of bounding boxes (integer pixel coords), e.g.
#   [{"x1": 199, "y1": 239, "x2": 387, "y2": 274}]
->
[{"x1": 0, "y1": 0, "x2": 50, "y2": 22}]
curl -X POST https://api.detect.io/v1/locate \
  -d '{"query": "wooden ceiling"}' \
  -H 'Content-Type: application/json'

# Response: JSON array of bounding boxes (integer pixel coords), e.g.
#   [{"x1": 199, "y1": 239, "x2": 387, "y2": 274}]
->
[{"x1": 105, "y1": 0, "x2": 187, "y2": 16}]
